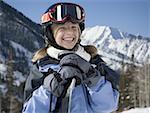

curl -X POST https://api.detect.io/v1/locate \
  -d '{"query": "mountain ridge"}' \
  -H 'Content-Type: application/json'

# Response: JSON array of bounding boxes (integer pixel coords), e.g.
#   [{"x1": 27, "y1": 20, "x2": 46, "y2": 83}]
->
[
  {"x1": 81, "y1": 25, "x2": 150, "y2": 69},
  {"x1": 0, "y1": 1, "x2": 44, "y2": 78},
  {"x1": 0, "y1": 2, "x2": 150, "y2": 112},
  {"x1": 0, "y1": 0, "x2": 150, "y2": 97}
]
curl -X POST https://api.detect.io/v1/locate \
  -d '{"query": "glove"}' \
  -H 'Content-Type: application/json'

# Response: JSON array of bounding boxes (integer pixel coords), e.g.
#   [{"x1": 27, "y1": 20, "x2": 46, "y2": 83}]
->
[
  {"x1": 59, "y1": 53, "x2": 92, "y2": 73},
  {"x1": 43, "y1": 71, "x2": 66, "y2": 97},
  {"x1": 58, "y1": 66, "x2": 83, "y2": 84},
  {"x1": 59, "y1": 53, "x2": 102, "y2": 87},
  {"x1": 44, "y1": 66, "x2": 82, "y2": 97}
]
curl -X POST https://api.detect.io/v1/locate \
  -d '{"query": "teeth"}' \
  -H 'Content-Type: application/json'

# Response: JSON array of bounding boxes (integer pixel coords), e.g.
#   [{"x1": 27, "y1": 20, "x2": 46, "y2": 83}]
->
[{"x1": 63, "y1": 38, "x2": 73, "y2": 41}]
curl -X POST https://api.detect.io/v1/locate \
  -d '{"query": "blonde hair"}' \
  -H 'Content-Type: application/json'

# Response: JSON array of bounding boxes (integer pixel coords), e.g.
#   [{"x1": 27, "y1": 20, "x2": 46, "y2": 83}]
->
[
  {"x1": 32, "y1": 47, "x2": 47, "y2": 63},
  {"x1": 83, "y1": 45, "x2": 97, "y2": 58}
]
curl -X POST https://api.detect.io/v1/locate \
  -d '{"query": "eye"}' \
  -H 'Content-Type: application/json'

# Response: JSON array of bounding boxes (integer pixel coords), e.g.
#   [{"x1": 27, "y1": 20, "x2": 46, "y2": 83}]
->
[
  {"x1": 57, "y1": 26, "x2": 66, "y2": 31},
  {"x1": 71, "y1": 25, "x2": 78, "y2": 30}
]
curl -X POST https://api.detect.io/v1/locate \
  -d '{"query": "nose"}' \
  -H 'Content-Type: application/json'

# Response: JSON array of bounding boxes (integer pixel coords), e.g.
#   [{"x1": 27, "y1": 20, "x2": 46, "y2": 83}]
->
[{"x1": 65, "y1": 27, "x2": 74, "y2": 34}]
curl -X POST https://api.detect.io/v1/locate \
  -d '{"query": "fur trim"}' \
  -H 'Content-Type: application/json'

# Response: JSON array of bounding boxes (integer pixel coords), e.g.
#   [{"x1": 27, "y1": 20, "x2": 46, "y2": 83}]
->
[
  {"x1": 47, "y1": 45, "x2": 91, "y2": 61},
  {"x1": 76, "y1": 45, "x2": 91, "y2": 61},
  {"x1": 47, "y1": 46, "x2": 63, "y2": 60},
  {"x1": 32, "y1": 44, "x2": 97, "y2": 63}
]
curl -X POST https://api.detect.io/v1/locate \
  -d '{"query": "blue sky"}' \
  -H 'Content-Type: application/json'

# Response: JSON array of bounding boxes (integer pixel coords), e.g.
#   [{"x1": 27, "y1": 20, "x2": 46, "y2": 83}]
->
[{"x1": 4, "y1": 0, "x2": 150, "y2": 38}]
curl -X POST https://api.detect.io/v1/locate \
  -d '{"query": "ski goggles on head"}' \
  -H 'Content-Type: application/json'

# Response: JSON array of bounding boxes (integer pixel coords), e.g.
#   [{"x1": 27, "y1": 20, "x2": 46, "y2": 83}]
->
[{"x1": 41, "y1": 3, "x2": 85, "y2": 24}]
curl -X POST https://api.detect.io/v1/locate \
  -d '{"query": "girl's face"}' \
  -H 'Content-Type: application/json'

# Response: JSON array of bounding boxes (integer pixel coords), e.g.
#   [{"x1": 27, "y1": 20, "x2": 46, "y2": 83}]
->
[{"x1": 51, "y1": 22, "x2": 80, "y2": 49}]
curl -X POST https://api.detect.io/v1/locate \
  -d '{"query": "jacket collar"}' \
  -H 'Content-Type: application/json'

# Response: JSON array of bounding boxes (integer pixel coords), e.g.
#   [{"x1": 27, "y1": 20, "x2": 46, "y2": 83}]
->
[{"x1": 47, "y1": 44, "x2": 91, "y2": 61}]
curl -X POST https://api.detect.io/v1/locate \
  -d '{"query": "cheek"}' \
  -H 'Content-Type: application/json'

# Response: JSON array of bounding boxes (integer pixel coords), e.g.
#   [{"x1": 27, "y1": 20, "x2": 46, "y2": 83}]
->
[
  {"x1": 76, "y1": 27, "x2": 81, "y2": 36},
  {"x1": 54, "y1": 32, "x2": 65, "y2": 46},
  {"x1": 53, "y1": 27, "x2": 64, "y2": 39},
  {"x1": 54, "y1": 34, "x2": 62, "y2": 43},
  {"x1": 75, "y1": 30, "x2": 80, "y2": 40}
]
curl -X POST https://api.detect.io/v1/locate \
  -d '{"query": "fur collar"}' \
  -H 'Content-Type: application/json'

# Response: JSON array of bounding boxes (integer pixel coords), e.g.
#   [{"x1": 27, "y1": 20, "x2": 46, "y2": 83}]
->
[{"x1": 47, "y1": 45, "x2": 92, "y2": 61}]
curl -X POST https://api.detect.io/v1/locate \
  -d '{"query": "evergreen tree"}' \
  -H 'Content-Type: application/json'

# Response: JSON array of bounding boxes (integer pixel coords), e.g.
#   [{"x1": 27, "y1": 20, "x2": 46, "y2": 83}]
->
[{"x1": 1, "y1": 44, "x2": 22, "y2": 113}]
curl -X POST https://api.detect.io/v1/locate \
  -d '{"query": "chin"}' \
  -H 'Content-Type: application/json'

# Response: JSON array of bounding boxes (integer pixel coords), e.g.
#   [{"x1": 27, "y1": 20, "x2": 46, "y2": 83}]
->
[
  {"x1": 65, "y1": 47, "x2": 74, "y2": 50},
  {"x1": 64, "y1": 45, "x2": 75, "y2": 50}
]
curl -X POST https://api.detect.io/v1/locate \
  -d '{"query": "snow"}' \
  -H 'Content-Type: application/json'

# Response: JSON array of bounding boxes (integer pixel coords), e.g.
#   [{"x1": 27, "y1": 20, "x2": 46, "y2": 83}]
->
[
  {"x1": 0, "y1": 54, "x2": 5, "y2": 63},
  {"x1": 10, "y1": 40, "x2": 32, "y2": 59},
  {"x1": 0, "y1": 63, "x2": 7, "y2": 76},
  {"x1": 0, "y1": 64, "x2": 7, "y2": 72},
  {"x1": 81, "y1": 25, "x2": 150, "y2": 69},
  {"x1": 0, "y1": 84, "x2": 7, "y2": 94},
  {"x1": 0, "y1": 42, "x2": 5, "y2": 62},
  {"x1": 13, "y1": 71, "x2": 26, "y2": 86},
  {"x1": 34, "y1": 41, "x2": 40, "y2": 48},
  {"x1": 0, "y1": 64, "x2": 8, "y2": 94},
  {"x1": 121, "y1": 107, "x2": 150, "y2": 113}
]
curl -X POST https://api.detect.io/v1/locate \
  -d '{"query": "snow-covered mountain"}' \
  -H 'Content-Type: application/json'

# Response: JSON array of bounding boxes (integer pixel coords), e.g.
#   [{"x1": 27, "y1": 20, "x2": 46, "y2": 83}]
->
[
  {"x1": 0, "y1": 0, "x2": 150, "y2": 85},
  {"x1": 0, "y1": 1, "x2": 44, "y2": 73},
  {"x1": 81, "y1": 26, "x2": 150, "y2": 70},
  {"x1": 0, "y1": 0, "x2": 150, "y2": 103},
  {"x1": 0, "y1": 1, "x2": 44, "y2": 98}
]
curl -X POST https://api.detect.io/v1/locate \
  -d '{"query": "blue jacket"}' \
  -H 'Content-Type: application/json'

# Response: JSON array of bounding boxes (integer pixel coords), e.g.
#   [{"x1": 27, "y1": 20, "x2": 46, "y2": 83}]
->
[{"x1": 22, "y1": 54, "x2": 120, "y2": 113}]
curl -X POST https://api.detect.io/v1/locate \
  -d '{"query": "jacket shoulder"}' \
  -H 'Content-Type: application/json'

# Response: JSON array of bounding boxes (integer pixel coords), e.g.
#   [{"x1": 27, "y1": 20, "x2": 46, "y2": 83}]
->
[
  {"x1": 24, "y1": 55, "x2": 59, "y2": 101},
  {"x1": 90, "y1": 54, "x2": 120, "y2": 91}
]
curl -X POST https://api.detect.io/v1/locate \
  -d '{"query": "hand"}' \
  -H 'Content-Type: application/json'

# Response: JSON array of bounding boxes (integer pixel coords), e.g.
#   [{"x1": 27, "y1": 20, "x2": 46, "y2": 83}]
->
[
  {"x1": 43, "y1": 66, "x2": 82, "y2": 97},
  {"x1": 59, "y1": 53, "x2": 92, "y2": 73},
  {"x1": 43, "y1": 72, "x2": 66, "y2": 97},
  {"x1": 58, "y1": 66, "x2": 82, "y2": 85},
  {"x1": 59, "y1": 53, "x2": 102, "y2": 87}
]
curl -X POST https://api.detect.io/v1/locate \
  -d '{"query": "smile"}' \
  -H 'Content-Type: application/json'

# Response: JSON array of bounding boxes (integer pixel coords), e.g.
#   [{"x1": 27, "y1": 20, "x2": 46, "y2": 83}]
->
[{"x1": 63, "y1": 37, "x2": 75, "y2": 41}]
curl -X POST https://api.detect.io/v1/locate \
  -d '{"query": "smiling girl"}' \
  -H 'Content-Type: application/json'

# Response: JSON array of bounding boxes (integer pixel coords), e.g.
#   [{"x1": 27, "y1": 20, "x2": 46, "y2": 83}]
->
[{"x1": 22, "y1": 2, "x2": 120, "y2": 113}]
